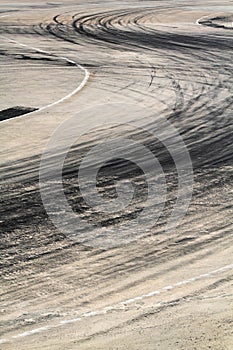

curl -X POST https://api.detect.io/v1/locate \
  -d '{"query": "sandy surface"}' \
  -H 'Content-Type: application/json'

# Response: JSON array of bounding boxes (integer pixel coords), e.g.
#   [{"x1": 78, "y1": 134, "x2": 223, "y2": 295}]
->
[{"x1": 0, "y1": 1, "x2": 233, "y2": 349}]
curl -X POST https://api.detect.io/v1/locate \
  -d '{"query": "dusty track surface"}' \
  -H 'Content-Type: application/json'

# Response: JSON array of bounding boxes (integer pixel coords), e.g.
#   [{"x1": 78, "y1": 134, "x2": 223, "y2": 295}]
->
[{"x1": 0, "y1": 1, "x2": 233, "y2": 349}]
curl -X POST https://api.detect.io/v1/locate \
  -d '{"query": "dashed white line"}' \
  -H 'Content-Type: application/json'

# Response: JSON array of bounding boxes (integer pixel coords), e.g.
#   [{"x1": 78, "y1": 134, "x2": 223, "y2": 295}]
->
[{"x1": 1, "y1": 263, "x2": 233, "y2": 345}]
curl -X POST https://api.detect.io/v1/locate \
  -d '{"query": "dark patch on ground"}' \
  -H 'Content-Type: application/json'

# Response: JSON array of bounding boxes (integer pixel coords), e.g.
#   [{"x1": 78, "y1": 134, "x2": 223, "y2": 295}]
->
[{"x1": 0, "y1": 106, "x2": 38, "y2": 121}]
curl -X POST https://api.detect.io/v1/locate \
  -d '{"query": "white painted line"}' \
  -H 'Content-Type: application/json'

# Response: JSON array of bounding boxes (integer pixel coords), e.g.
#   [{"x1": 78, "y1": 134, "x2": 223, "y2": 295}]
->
[
  {"x1": 196, "y1": 14, "x2": 210, "y2": 26},
  {"x1": 0, "y1": 36, "x2": 90, "y2": 122},
  {"x1": 196, "y1": 12, "x2": 223, "y2": 26},
  {"x1": 12, "y1": 326, "x2": 52, "y2": 339},
  {"x1": 1, "y1": 262, "x2": 233, "y2": 344}
]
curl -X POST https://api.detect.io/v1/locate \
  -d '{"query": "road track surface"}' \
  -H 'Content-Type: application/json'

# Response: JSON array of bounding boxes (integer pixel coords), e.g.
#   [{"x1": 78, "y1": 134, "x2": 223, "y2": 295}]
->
[{"x1": 0, "y1": 1, "x2": 233, "y2": 349}]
